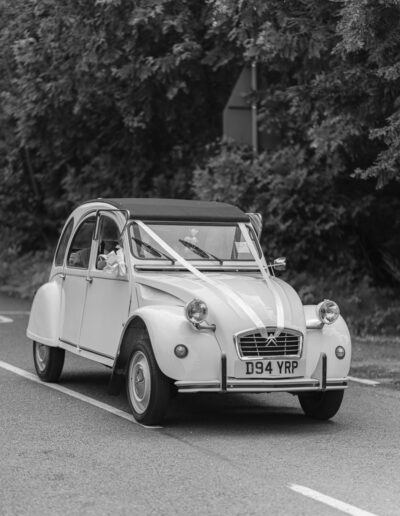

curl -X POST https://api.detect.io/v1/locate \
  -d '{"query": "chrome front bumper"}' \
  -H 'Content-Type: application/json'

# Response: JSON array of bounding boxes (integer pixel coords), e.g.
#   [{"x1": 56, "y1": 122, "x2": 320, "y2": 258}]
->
[
  {"x1": 175, "y1": 352, "x2": 348, "y2": 393},
  {"x1": 175, "y1": 378, "x2": 348, "y2": 393}
]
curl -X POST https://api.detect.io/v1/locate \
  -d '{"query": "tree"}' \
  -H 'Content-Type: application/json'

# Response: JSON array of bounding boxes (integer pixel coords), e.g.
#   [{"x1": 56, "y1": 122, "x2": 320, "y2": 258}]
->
[
  {"x1": 194, "y1": 0, "x2": 400, "y2": 283},
  {"x1": 1, "y1": 0, "x2": 400, "y2": 286},
  {"x1": 0, "y1": 0, "x2": 232, "y2": 250}
]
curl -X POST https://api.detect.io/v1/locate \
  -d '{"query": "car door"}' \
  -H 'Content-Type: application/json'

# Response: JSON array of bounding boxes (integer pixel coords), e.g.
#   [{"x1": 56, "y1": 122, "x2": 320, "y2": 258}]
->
[
  {"x1": 59, "y1": 216, "x2": 96, "y2": 349},
  {"x1": 78, "y1": 214, "x2": 132, "y2": 360}
]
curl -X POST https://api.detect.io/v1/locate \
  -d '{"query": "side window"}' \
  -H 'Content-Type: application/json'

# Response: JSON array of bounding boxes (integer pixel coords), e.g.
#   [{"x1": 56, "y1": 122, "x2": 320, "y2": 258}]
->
[
  {"x1": 96, "y1": 217, "x2": 124, "y2": 271},
  {"x1": 54, "y1": 219, "x2": 74, "y2": 266},
  {"x1": 67, "y1": 217, "x2": 96, "y2": 269}
]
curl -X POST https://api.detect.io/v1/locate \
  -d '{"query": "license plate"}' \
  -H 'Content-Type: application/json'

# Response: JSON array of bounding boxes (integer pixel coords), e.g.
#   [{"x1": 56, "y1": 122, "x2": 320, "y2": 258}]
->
[{"x1": 234, "y1": 359, "x2": 304, "y2": 378}]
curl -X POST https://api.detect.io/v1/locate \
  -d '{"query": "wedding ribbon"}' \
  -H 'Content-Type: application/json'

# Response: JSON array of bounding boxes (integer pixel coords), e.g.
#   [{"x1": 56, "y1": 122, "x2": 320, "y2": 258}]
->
[
  {"x1": 135, "y1": 220, "x2": 267, "y2": 331},
  {"x1": 238, "y1": 223, "x2": 285, "y2": 334}
]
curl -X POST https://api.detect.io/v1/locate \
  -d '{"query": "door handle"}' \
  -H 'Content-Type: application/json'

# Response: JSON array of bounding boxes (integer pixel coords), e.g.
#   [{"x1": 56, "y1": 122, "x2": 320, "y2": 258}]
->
[
  {"x1": 86, "y1": 276, "x2": 93, "y2": 284},
  {"x1": 60, "y1": 273, "x2": 66, "y2": 280}
]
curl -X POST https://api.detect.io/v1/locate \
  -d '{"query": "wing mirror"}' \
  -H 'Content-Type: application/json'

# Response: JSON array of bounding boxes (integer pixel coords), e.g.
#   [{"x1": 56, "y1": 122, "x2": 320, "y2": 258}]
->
[{"x1": 273, "y1": 257, "x2": 286, "y2": 271}]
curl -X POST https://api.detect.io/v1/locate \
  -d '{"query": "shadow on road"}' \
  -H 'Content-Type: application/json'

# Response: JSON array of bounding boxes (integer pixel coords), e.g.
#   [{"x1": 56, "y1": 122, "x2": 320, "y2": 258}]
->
[
  {"x1": 55, "y1": 367, "x2": 342, "y2": 434},
  {"x1": 164, "y1": 392, "x2": 338, "y2": 434}
]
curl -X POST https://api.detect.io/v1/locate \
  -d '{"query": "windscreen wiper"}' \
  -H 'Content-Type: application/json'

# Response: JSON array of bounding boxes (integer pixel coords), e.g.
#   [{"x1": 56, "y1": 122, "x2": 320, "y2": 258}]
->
[
  {"x1": 132, "y1": 237, "x2": 175, "y2": 264},
  {"x1": 179, "y1": 239, "x2": 223, "y2": 264}
]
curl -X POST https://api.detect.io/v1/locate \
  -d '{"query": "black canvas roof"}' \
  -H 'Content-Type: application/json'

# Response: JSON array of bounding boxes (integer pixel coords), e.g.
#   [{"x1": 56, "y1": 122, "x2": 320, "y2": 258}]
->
[{"x1": 90, "y1": 198, "x2": 249, "y2": 222}]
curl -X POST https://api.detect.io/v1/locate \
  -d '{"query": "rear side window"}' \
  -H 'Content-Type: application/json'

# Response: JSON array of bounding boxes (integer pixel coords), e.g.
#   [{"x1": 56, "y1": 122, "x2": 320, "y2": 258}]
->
[
  {"x1": 67, "y1": 217, "x2": 96, "y2": 269},
  {"x1": 54, "y1": 219, "x2": 74, "y2": 267}
]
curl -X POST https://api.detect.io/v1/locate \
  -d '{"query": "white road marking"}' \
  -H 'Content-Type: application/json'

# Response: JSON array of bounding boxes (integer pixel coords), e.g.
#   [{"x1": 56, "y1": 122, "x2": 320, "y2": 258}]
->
[
  {"x1": 348, "y1": 376, "x2": 380, "y2": 386},
  {"x1": 290, "y1": 484, "x2": 378, "y2": 516},
  {"x1": 0, "y1": 360, "x2": 162, "y2": 430},
  {"x1": 0, "y1": 316, "x2": 13, "y2": 323},
  {"x1": 0, "y1": 310, "x2": 30, "y2": 315}
]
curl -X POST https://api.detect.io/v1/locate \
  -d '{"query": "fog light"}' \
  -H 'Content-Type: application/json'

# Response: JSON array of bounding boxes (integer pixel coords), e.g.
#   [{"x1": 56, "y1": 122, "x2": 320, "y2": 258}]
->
[
  {"x1": 174, "y1": 344, "x2": 188, "y2": 358},
  {"x1": 335, "y1": 346, "x2": 345, "y2": 359}
]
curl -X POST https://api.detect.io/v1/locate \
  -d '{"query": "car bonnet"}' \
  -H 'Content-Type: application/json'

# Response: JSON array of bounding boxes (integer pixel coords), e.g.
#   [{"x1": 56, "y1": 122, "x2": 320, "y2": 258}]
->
[{"x1": 134, "y1": 221, "x2": 292, "y2": 335}]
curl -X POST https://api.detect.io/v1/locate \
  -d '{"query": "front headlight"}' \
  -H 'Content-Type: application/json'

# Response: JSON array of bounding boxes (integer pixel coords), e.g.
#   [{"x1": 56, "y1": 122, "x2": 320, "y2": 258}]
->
[
  {"x1": 185, "y1": 298, "x2": 208, "y2": 325},
  {"x1": 316, "y1": 299, "x2": 340, "y2": 325}
]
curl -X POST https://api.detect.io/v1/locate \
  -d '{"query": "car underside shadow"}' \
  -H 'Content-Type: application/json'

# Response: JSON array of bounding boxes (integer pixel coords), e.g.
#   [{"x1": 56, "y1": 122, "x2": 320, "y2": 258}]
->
[
  {"x1": 160, "y1": 392, "x2": 341, "y2": 433},
  {"x1": 60, "y1": 368, "x2": 110, "y2": 387}
]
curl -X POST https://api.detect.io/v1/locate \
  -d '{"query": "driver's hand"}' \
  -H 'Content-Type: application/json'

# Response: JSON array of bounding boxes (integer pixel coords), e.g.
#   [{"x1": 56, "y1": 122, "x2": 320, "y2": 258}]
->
[{"x1": 97, "y1": 256, "x2": 106, "y2": 270}]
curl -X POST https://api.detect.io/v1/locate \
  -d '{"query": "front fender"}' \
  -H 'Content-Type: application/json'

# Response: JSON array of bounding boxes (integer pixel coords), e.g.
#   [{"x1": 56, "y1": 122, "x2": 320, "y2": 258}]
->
[
  {"x1": 303, "y1": 305, "x2": 352, "y2": 378},
  {"x1": 123, "y1": 305, "x2": 221, "y2": 381},
  {"x1": 26, "y1": 281, "x2": 61, "y2": 347}
]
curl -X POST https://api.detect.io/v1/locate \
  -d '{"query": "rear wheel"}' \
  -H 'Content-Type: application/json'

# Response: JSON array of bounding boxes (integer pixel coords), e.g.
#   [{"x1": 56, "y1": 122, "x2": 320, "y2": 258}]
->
[
  {"x1": 126, "y1": 338, "x2": 171, "y2": 425},
  {"x1": 33, "y1": 342, "x2": 65, "y2": 382},
  {"x1": 298, "y1": 390, "x2": 344, "y2": 420}
]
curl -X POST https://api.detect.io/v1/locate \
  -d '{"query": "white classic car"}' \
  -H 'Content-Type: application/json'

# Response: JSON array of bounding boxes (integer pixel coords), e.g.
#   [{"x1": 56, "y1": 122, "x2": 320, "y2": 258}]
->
[{"x1": 27, "y1": 198, "x2": 351, "y2": 425}]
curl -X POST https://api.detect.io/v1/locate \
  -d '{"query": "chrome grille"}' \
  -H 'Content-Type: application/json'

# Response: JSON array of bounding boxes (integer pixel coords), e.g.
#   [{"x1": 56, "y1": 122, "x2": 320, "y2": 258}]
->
[{"x1": 236, "y1": 328, "x2": 302, "y2": 359}]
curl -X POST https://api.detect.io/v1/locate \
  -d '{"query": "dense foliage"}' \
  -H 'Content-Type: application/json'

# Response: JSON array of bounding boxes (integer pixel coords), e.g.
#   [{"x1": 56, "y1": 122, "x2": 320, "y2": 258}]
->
[
  {"x1": 0, "y1": 0, "x2": 233, "y2": 249},
  {"x1": 1, "y1": 0, "x2": 400, "y2": 305},
  {"x1": 194, "y1": 0, "x2": 400, "y2": 283}
]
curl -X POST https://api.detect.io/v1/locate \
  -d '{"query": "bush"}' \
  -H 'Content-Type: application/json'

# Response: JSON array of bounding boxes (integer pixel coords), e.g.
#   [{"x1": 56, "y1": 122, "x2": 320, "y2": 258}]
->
[
  {"x1": 288, "y1": 272, "x2": 400, "y2": 337},
  {"x1": 0, "y1": 248, "x2": 52, "y2": 300}
]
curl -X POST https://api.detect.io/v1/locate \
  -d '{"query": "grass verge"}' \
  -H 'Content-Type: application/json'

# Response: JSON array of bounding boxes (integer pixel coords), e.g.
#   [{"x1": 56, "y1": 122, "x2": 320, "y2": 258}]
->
[{"x1": 351, "y1": 336, "x2": 400, "y2": 389}]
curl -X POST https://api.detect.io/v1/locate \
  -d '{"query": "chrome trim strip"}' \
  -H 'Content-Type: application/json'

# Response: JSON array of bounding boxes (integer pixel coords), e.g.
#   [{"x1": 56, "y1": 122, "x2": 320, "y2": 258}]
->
[
  {"x1": 233, "y1": 327, "x2": 304, "y2": 360},
  {"x1": 225, "y1": 378, "x2": 317, "y2": 387},
  {"x1": 59, "y1": 337, "x2": 78, "y2": 347},
  {"x1": 221, "y1": 353, "x2": 227, "y2": 391},
  {"x1": 326, "y1": 380, "x2": 348, "y2": 387},
  {"x1": 59, "y1": 338, "x2": 114, "y2": 360},
  {"x1": 321, "y1": 352, "x2": 327, "y2": 390},
  {"x1": 176, "y1": 380, "x2": 220, "y2": 387},
  {"x1": 227, "y1": 382, "x2": 318, "y2": 389},
  {"x1": 178, "y1": 383, "x2": 221, "y2": 391}
]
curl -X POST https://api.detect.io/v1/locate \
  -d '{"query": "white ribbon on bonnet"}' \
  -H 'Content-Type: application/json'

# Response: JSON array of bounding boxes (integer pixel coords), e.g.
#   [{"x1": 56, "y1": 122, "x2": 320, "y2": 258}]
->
[{"x1": 135, "y1": 220, "x2": 285, "y2": 335}]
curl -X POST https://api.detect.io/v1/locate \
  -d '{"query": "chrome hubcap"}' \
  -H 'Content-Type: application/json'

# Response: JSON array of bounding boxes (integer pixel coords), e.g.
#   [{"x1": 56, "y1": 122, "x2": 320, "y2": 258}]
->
[
  {"x1": 128, "y1": 351, "x2": 151, "y2": 414},
  {"x1": 35, "y1": 344, "x2": 50, "y2": 372}
]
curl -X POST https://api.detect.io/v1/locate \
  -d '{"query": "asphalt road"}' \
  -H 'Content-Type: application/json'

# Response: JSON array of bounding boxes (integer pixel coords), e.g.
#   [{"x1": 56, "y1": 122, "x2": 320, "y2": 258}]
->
[{"x1": 1, "y1": 294, "x2": 399, "y2": 516}]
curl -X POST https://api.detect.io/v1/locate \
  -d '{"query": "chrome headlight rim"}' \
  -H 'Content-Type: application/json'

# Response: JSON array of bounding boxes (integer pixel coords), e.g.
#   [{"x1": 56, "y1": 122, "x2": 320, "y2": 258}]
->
[
  {"x1": 316, "y1": 299, "x2": 340, "y2": 325},
  {"x1": 185, "y1": 298, "x2": 208, "y2": 325}
]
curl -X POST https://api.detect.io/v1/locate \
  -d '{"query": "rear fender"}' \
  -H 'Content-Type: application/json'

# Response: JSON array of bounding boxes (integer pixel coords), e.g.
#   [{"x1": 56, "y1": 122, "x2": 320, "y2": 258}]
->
[{"x1": 26, "y1": 281, "x2": 62, "y2": 347}]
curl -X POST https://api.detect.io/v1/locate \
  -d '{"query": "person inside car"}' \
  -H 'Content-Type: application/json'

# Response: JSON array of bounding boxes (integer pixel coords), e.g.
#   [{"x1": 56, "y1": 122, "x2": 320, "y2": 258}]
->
[{"x1": 97, "y1": 219, "x2": 126, "y2": 276}]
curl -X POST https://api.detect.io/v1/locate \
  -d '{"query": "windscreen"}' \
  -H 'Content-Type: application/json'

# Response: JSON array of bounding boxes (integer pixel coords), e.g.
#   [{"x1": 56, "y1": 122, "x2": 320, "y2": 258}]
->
[{"x1": 129, "y1": 222, "x2": 260, "y2": 262}]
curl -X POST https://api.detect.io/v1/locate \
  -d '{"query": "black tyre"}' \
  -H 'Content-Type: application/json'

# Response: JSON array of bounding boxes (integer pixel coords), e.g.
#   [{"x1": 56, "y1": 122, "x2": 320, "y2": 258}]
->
[
  {"x1": 298, "y1": 390, "x2": 344, "y2": 420},
  {"x1": 126, "y1": 337, "x2": 171, "y2": 425},
  {"x1": 33, "y1": 341, "x2": 65, "y2": 382}
]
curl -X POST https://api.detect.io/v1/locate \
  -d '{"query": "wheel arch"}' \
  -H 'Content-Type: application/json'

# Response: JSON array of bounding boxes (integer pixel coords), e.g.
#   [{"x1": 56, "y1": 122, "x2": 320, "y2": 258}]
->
[
  {"x1": 117, "y1": 315, "x2": 150, "y2": 372},
  {"x1": 108, "y1": 314, "x2": 151, "y2": 394}
]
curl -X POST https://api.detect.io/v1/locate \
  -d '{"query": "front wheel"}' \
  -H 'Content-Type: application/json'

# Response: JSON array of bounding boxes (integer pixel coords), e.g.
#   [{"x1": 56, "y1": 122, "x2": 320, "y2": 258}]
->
[
  {"x1": 126, "y1": 339, "x2": 171, "y2": 425},
  {"x1": 33, "y1": 342, "x2": 65, "y2": 382},
  {"x1": 298, "y1": 390, "x2": 344, "y2": 420}
]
